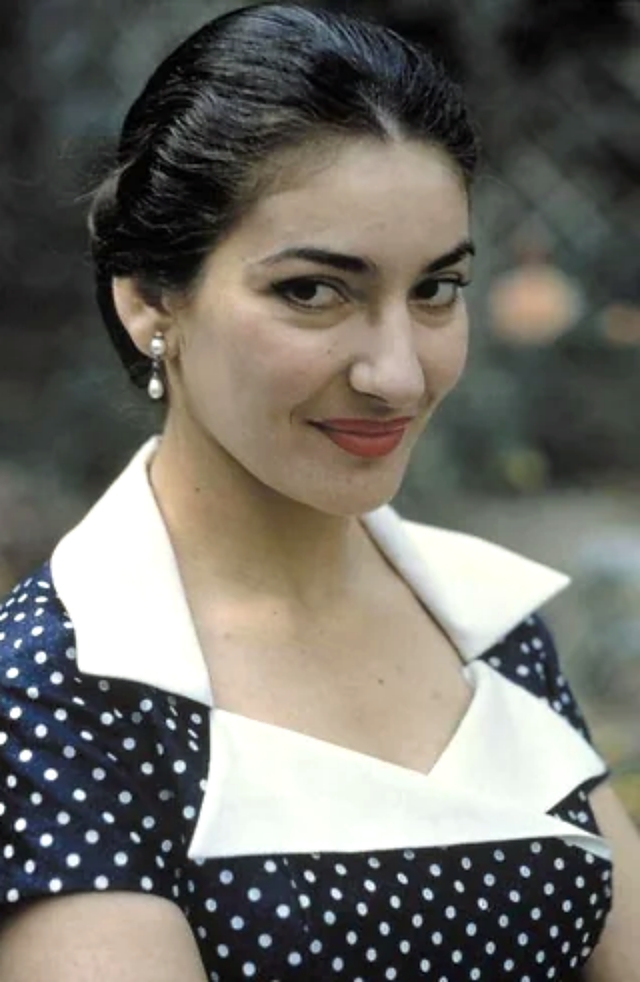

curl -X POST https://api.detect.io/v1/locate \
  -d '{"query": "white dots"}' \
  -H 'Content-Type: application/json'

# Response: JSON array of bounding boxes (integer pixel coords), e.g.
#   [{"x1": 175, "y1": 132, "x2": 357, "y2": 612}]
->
[
  {"x1": 422, "y1": 887, "x2": 434, "y2": 902},
  {"x1": 141, "y1": 762, "x2": 154, "y2": 776},
  {"x1": 219, "y1": 869, "x2": 234, "y2": 885},
  {"x1": 205, "y1": 898, "x2": 217, "y2": 913},
  {"x1": 330, "y1": 887, "x2": 343, "y2": 901},
  {"x1": 365, "y1": 948, "x2": 378, "y2": 962},
  {"x1": 102, "y1": 811, "x2": 116, "y2": 825},
  {"x1": 331, "y1": 955, "x2": 343, "y2": 971},
  {"x1": 518, "y1": 932, "x2": 529, "y2": 946},
  {"x1": 432, "y1": 932, "x2": 443, "y2": 945},
  {"x1": 356, "y1": 902, "x2": 368, "y2": 916},
  {"x1": 310, "y1": 939, "x2": 323, "y2": 954},
  {"x1": 231, "y1": 916, "x2": 245, "y2": 930},
  {"x1": 9, "y1": 707, "x2": 23, "y2": 720},
  {"x1": 173, "y1": 760, "x2": 187, "y2": 775},
  {"x1": 562, "y1": 900, "x2": 573, "y2": 913},
  {"x1": 276, "y1": 904, "x2": 291, "y2": 919},
  {"x1": 53, "y1": 708, "x2": 67, "y2": 722},
  {"x1": 536, "y1": 950, "x2": 547, "y2": 963},
  {"x1": 94, "y1": 875, "x2": 109, "y2": 890},
  {"x1": 493, "y1": 849, "x2": 505, "y2": 862},
  {"x1": 470, "y1": 970, "x2": 481, "y2": 981},
  {"x1": 264, "y1": 859, "x2": 277, "y2": 873},
  {"x1": 389, "y1": 895, "x2": 401, "y2": 909},
  {"x1": 530, "y1": 841, "x2": 542, "y2": 854},
  {"x1": 6, "y1": 888, "x2": 20, "y2": 903},
  {"x1": 324, "y1": 911, "x2": 337, "y2": 925},
  {"x1": 454, "y1": 880, "x2": 465, "y2": 894},
  {"x1": 509, "y1": 890, "x2": 521, "y2": 902},
  {"x1": 485, "y1": 941, "x2": 496, "y2": 955},
  {"x1": 140, "y1": 699, "x2": 154, "y2": 712},
  {"x1": 62, "y1": 746, "x2": 76, "y2": 759},
  {"x1": 549, "y1": 925, "x2": 560, "y2": 938},
  {"x1": 452, "y1": 951, "x2": 463, "y2": 964},
  {"x1": 24, "y1": 859, "x2": 36, "y2": 874},
  {"x1": 14, "y1": 818, "x2": 27, "y2": 833},
  {"x1": 554, "y1": 858, "x2": 565, "y2": 871},
  {"x1": 379, "y1": 921, "x2": 391, "y2": 936},
  {"x1": 114, "y1": 852, "x2": 129, "y2": 867},
  {"x1": 30, "y1": 626, "x2": 44, "y2": 637},
  {"x1": 258, "y1": 933, "x2": 272, "y2": 948},
  {"x1": 39, "y1": 833, "x2": 54, "y2": 848},
  {"x1": 50, "y1": 671, "x2": 64, "y2": 685},
  {"x1": 49, "y1": 878, "x2": 63, "y2": 893},
  {"x1": 483, "y1": 873, "x2": 496, "y2": 887},
  {"x1": 140, "y1": 877, "x2": 153, "y2": 891},
  {"x1": 100, "y1": 712, "x2": 114, "y2": 726},
  {"x1": 498, "y1": 914, "x2": 510, "y2": 928},
  {"x1": 445, "y1": 906, "x2": 457, "y2": 920},
  {"x1": 411, "y1": 914, "x2": 423, "y2": 928},
  {"x1": 504, "y1": 959, "x2": 515, "y2": 971},
  {"x1": 429, "y1": 863, "x2": 442, "y2": 877},
  {"x1": 122, "y1": 738, "x2": 137, "y2": 751},
  {"x1": 519, "y1": 865, "x2": 532, "y2": 878},
  {"x1": 334, "y1": 863, "x2": 347, "y2": 876},
  {"x1": 26, "y1": 687, "x2": 39, "y2": 700},
  {"x1": 85, "y1": 830, "x2": 100, "y2": 845},
  {"x1": 386, "y1": 969, "x2": 398, "y2": 980},
  {"x1": 288, "y1": 953, "x2": 303, "y2": 967},
  {"x1": 399, "y1": 940, "x2": 411, "y2": 955},
  {"x1": 364, "y1": 879, "x2": 376, "y2": 893},
  {"x1": 92, "y1": 768, "x2": 107, "y2": 782},
  {"x1": 531, "y1": 907, "x2": 542, "y2": 920},
  {"x1": 56, "y1": 811, "x2": 71, "y2": 826},
  {"x1": 142, "y1": 816, "x2": 156, "y2": 829},
  {"x1": 466, "y1": 923, "x2": 478, "y2": 937},
  {"x1": 346, "y1": 931, "x2": 358, "y2": 946},
  {"x1": 241, "y1": 963, "x2": 256, "y2": 977},
  {"x1": 66, "y1": 854, "x2": 81, "y2": 868}
]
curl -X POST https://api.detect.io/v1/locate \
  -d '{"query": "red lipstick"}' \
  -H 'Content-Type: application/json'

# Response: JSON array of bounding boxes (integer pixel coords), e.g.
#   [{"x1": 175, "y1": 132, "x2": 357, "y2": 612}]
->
[{"x1": 311, "y1": 417, "x2": 414, "y2": 459}]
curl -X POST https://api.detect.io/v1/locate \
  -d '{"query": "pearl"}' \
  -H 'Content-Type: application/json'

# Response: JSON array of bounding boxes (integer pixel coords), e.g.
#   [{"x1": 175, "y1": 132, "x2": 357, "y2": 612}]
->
[
  {"x1": 150, "y1": 335, "x2": 166, "y2": 357},
  {"x1": 147, "y1": 375, "x2": 165, "y2": 400}
]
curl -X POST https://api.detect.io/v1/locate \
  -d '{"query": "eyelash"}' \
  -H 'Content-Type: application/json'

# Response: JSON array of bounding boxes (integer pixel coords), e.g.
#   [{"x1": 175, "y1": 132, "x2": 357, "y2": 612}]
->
[{"x1": 270, "y1": 275, "x2": 469, "y2": 311}]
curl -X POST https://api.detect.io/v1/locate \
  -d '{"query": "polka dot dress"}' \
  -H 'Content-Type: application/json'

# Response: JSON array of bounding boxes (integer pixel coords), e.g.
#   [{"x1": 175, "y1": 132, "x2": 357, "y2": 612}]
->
[{"x1": 0, "y1": 565, "x2": 612, "y2": 980}]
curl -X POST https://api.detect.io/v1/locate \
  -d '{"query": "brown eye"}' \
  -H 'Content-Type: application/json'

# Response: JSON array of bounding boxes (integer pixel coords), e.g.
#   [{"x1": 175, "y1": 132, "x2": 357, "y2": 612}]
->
[
  {"x1": 271, "y1": 277, "x2": 347, "y2": 310},
  {"x1": 414, "y1": 278, "x2": 466, "y2": 309}
]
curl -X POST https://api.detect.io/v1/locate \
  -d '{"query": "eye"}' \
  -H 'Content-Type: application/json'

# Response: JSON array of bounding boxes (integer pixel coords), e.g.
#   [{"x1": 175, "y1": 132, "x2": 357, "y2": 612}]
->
[
  {"x1": 413, "y1": 277, "x2": 468, "y2": 309},
  {"x1": 271, "y1": 277, "x2": 347, "y2": 310}
]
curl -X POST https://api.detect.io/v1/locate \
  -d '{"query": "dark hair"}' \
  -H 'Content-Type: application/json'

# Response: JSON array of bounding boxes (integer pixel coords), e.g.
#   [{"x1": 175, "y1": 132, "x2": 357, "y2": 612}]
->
[{"x1": 89, "y1": 2, "x2": 479, "y2": 393}]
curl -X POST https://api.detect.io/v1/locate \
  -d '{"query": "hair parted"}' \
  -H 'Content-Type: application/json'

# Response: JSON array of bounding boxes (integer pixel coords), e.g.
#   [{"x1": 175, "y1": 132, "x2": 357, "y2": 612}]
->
[{"x1": 88, "y1": 2, "x2": 480, "y2": 393}]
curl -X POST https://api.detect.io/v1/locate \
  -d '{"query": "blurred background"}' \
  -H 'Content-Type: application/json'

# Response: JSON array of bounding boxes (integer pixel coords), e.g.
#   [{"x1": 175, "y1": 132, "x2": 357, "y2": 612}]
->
[{"x1": 1, "y1": 0, "x2": 639, "y2": 817}]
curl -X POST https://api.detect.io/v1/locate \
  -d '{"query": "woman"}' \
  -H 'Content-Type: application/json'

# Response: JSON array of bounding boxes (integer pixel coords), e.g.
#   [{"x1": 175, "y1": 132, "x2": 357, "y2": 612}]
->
[{"x1": 0, "y1": 4, "x2": 638, "y2": 979}]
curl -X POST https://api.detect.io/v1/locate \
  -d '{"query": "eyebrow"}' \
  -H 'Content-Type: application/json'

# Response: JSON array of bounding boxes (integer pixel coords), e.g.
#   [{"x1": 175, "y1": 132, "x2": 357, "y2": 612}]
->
[{"x1": 258, "y1": 239, "x2": 476, "y2": 276}]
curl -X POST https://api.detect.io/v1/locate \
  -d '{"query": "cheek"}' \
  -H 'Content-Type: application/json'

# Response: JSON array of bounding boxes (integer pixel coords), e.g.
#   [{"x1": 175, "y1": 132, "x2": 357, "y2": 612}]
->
[{"x1": 423, "y1": 314, "x2": 469, "y2": 396}]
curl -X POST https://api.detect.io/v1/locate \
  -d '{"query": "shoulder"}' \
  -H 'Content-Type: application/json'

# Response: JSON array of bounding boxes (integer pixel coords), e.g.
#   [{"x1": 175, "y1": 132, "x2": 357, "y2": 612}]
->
[{"x1": 0, "y1": 562, "x2": 76, "y2": 682}]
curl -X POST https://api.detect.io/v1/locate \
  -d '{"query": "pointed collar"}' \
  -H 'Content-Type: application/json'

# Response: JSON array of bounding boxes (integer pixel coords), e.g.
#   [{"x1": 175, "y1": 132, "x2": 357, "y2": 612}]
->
[{"x1": 50, "y1": 437, "x2": 569, "y2": 705}]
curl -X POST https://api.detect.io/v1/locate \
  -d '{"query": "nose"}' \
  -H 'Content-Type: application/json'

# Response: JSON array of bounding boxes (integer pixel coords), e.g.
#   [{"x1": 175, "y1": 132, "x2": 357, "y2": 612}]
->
[{"x1": 348, "y1": 306, "x2": 426, "y2": 410}]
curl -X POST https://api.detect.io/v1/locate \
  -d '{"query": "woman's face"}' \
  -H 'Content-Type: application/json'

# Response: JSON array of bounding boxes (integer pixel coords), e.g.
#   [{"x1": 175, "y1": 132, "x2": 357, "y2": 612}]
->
[{"x1": 166, "y1": 138, "x2": 473, "y2": 515}]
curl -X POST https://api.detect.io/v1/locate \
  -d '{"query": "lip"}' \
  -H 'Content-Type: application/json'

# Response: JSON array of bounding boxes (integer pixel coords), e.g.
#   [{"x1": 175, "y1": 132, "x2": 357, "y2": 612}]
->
[
  {"x1": 312, "y1": 417, "x2": 415, "y2": 435},
  {"x1": 310, "y1": 417, "x2": 414, "y2": 459}
]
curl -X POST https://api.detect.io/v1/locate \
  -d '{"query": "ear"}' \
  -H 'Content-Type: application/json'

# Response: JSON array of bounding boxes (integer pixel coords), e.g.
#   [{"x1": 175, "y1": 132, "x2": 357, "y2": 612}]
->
[{"x1": 112, "y1": 277, "x2": 174, "y2": 358}]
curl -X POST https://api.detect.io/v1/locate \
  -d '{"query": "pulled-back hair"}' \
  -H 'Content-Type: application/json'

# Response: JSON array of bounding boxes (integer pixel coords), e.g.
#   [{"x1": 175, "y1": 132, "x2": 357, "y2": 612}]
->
[{"x1": 88, "y1": 2, "x2": 479, "y2": 392}]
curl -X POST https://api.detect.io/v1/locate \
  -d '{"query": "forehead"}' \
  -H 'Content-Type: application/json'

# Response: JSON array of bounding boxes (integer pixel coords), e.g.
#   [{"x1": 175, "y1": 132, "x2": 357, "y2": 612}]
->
[{"x1": 226, "y1": 138, "x2": 470, "y2": 268}]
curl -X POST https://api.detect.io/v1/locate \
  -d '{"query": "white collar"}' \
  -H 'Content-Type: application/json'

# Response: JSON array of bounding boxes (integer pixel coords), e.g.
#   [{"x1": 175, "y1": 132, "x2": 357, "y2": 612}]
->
[{"x1": 51, "y1": 437, "x2": 569, "y2": 705}]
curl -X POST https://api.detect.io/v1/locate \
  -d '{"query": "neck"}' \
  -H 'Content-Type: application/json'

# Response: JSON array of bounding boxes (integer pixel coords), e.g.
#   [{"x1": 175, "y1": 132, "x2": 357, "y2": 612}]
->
[{"x1": 148, "y1": 417, "x2": 375, "y2": 610}]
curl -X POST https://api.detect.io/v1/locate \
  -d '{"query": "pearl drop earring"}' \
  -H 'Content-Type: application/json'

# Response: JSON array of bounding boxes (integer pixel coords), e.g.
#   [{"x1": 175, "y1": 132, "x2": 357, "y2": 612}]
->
[{"x1": 147, "y1": 332, "x2": 166, "y2": 401}]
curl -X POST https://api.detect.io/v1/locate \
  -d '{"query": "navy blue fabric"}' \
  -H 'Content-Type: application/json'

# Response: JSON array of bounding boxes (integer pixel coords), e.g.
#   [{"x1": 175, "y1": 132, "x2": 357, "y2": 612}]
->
[{"x1": 0, "y1": 563, "x2": 612, "y2": 980}]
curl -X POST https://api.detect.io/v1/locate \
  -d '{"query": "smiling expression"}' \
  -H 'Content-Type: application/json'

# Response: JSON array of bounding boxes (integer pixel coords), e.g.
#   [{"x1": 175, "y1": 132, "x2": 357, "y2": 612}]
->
[{"x1": 162, "y1": 137, "x2": 473, "y2": 515}]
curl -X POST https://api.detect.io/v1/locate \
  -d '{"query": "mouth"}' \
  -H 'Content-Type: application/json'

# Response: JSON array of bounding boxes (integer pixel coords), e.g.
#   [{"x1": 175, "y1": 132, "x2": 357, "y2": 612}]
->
[{"x1": 309, "y1": 417, "x2": 415, "y2": 459}]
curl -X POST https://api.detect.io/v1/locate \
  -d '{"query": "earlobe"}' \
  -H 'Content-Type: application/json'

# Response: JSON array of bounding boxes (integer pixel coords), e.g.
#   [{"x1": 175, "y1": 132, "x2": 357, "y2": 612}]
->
[{"x1": 112, "y1": 277, "x2": 172, "y2": 357}]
